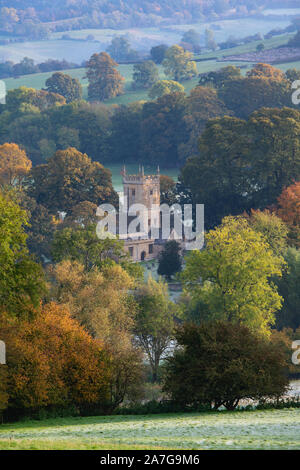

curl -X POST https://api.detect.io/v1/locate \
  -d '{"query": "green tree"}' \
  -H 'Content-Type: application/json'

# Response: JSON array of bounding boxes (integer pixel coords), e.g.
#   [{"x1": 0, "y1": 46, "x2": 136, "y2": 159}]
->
[
  {"x1": 0, "y1": 191, "x2": 44, "y2": 317},
  {"x1": 148, "y1": 80, "x2": 184, "y2": 99},
  {"x1": 28, "y1": 147, "x2": 118, "y2": 214},
  {"x1": 150, "y1": 44, "x2": 168, "y2": 64},
  {"x1": 132, "y1": 61, "x2": 159, "y2": 89},
  {"x1": 106, "y1": 36, "x2": 138, "y2": 62},
  {"x1": 51, "y1": 224, "x2": 124, "y2": 271},
  {"x1": 162, "y1": 45, "x2": 197, "y2": 82},
  {"x1": 133, "y1": 277, "x2": 178, "y2": 382},
  {"x1": 141, "y1": 92, "x2": 188, "y2": 167},
  {"x1": 181, "y1": 29, "x2": 201, "y2": 51},
  {"x1": 181, "y1": 108, "x2": 300, "y2": 227},
  {"x1": 86, "y1": 52, "x2": 124, "y2": 101},
  {"x1": 205, "y1": 28, "x2": 217, "y2": 51},
  {"x1": 158, "y1": 241, "x2": 182, "y2": 280},
  {"x1": 182, "y1": 216, "x2": 285, "y2": 336},
  {"x1": 198, "y1": 65, "x2": 241, "y2": 88},
  {"x1": 246, "y1": 209, "x2": 288, "y2": 256},
  {"x1": 160, "y1": 174, "x2": 176, "y2": 205},
  {"x1": 163, "y1": 322, "x2": 288, "y2": 410},
  {"x1": 45, "y1": 72, "x2": 82, "y2": 103},
  {"x1": 275, "y1": 248, "x2": 300, "y2": 330}
]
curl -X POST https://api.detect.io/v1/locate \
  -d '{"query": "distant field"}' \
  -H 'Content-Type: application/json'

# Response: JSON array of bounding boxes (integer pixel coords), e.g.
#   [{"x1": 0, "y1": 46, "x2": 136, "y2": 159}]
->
[
  {"x1": 0, "y1": 408, "x2": 300, "y2": 450},
  {"x1": 2, "y1": 59, "x2": 252, "y2": 104}
]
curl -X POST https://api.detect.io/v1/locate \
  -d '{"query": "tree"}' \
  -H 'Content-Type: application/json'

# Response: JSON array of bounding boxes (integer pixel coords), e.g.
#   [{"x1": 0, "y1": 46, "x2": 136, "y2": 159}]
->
[
  {"x1": 86, "y1": 52, "x2": 124, "y2": 101},
  {"x1": 45, "y1": 72, "x2": 82, "y2": 103},
  {"x1": 275, "y1": 248, "x2": 300, "y2": 330},
  {"x1": 256, "y1": 43, "x2": 265, "y2": 52},
  {"x1": 28, "y1": 147, "x2": 118, "y2": 213},
  {"x1": 246, "y1": 209, "x2": 288, "y2": 256},
  {"x1": 162, "y1": 45, "x2": 197, "y2": 82},
  {"x1": 133, "y1": 277, "x2": 178, "y2": 382},
  {"x1": 182, "y1": 216, "x2": 285, "y2": 336},
  {"x1": 163, "y1": 322, "x2": 288, "y2": 410},
  {"x1": 106, "y1": 36, "x2": 138, "y2": 62},
  {"x1": 181, "y1": 108, "x2": 300, "y2": 228},
  {"x1": 181, "y1": 29, "x2": 201, "y2": 51},
  {"x1": 181, "y1": 115, "x2": 251, "y2": 228},
  {"x1": 150, "y1": 44, "x2": 168, "y2": 64},
  {"x1": 158, "y1": 241, "x2": 182, "y2": 279},
  {"x1": 198, "y1": 65, "x2": 241, "y2": 88},
  {"x1": 277, "y1": 181, "x2": 300, "y2": 246},
  {"x1": 247, "y1": 63, "x2": 286, "y2": 81},
  {"x1": 141, "y1": 92, "x2": 188, "y2": 167},
  {"x1": 179, "y1": 85, "x2": 229, "y2": 161},
  {"x1": 0, "y1": 303, "x2": 111, "y2": 412},
  {"x1": 51, "y1": 224, "x2": 125, "y2": 271},
  {"x1": 0, "y1": 191, "x2": 44, "y2": 317},
  {"x1": 148, "y1": 80, "x2": 184, "y2": 99},
  {"x1": 50, "y1": 261, "x2": 143, "y2": 410},
  {"x1": 160, "y1": 174, "x2": 176, "y2": 205},
  {"x1": 132, "y1": 61, "x2": 159, "y2": 90},
  {"x1": 0, "y1": 143, "x2": 32, "y2": 187},
  {"x1": 205, "y1": 28, "x2": 217, "y2": 51},
  {"x1": 219, "y1": 74, "x2": 290, "y2": 119}
]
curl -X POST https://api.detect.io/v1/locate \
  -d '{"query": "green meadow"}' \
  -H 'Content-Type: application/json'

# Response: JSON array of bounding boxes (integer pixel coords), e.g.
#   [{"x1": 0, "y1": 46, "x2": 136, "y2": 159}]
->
[
  {"x1": 0, "y1": 408, "x2": 300, "y2": 450},
  {"x1": 3, "y1": 32, "x2": 296, "y2": 106}
]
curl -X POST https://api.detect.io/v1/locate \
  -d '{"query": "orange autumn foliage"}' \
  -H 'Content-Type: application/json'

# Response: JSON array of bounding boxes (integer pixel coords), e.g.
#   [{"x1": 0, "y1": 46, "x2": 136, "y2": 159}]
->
[
  {"x1": 0, "y1": 302, "x2": 111, "y2": 411},
  {"x1": 277, "y1": 181, "x2": 300, "y2": 227},
  {"x1": 0, "y1": 143, "x2": 32, "y2": 187}
]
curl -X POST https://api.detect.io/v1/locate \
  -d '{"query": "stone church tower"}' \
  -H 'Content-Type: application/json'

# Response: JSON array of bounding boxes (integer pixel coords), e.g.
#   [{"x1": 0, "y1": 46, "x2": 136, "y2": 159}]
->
[{"x1": 121, "y1": 166, "x2": 162, "y2": 261}]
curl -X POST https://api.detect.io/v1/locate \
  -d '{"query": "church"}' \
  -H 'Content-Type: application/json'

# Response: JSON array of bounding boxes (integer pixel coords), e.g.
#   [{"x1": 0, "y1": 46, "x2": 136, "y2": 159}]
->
[{"x1": 119, "y1": 165, "x2": 165, "y2": 262}]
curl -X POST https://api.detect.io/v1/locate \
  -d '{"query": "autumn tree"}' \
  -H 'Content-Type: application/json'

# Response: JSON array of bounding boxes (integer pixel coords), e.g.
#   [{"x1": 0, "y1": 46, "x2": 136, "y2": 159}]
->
[
  {"x1": 163, "y1": 322, "x2": 288, "y2": 410},
  {"x1": 219, "y1": 72, "x2": 290, "y2": 119},
  {"x1": 247, "y1": 63, "x2": 286, "y2": 81},
  {"x1": 45, "y1": 72, "x2": 82, "y2": 103},
  {"x1": 86, "y1": 52, "x2": 124, "y2": 101},
  {"x1": 50, "y1": 261, "x2": 143, "y2": 408},
  {"x1": 182, "y1": 216, "x2": 285, "y2": 336},
  {"x1": 28, "y1": 147, "x2": 118, "y2": 213},
  {"x1": 0, "y1": 143, "x2": 31, "y2": 187},
  {"x1": 198, "y1": 65, "x2": 241, "y2": 88},
  {"x1": 148, "y1": 80, "x2": 184, "y2": 99},
  {"x1": 0, "y1": 303, "x2": 111, "y2": 412},
  {"x1": 132, "y1": 61, "x2": 159, "y2": 90},
  {"x1": 133, "y1": 277, "x2": 178, "y2": 382},
  {"x1": 277, "y1": 181, "x2": 300, "y2": 246},
  {"x1": 162, "y1": 45, "x2": 197, "y2": 82}
]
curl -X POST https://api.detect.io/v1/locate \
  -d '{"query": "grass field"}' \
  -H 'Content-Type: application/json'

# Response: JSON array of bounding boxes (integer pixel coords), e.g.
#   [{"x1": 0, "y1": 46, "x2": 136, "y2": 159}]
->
[
  {"x1": 0, "y1": 409, "x2": 299, "y2": 450},
  {"x1": 3, "y1": 32, "x2": 297, "y2": 107}
]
